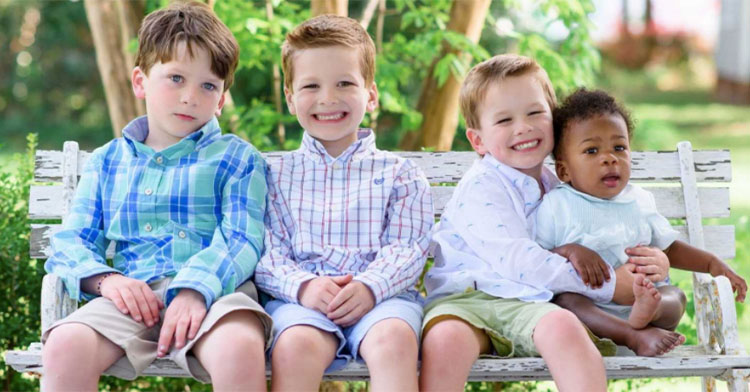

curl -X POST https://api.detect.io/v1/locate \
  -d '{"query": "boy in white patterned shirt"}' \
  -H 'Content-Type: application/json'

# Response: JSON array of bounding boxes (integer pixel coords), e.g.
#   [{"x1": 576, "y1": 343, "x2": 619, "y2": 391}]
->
[{"x1": 254, "y1": 15, "x2": 433, "y2": 392}]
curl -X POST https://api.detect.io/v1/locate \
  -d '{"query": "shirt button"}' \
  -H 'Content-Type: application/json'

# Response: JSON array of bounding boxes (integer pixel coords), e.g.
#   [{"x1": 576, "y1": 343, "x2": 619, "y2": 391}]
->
[
  {"x1": 155, "y1": 156, "x2": 163, "y2": 164},
  {"x1": 144, "y1": 188, "x2": 153, "y2": 195},
  {"x1": 144, "y1": 223, "x2": 152, "y2": 232},
  {"x1": 178, "y1": 231, "x2": 186, "y2": 239}
]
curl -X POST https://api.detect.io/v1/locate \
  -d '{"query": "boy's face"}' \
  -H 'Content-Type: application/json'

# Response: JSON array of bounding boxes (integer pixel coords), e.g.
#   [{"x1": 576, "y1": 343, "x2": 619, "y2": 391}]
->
[
  {"x1": 466, "y1": 74, "x2": 553, "y2": 180},
  {"x1": 132, "y1": 41, "x2": 226, "y2": 150},
  {"x1": 555, "y1": 113, "x2": 631, "y2": 199},
  {"x1": 285, "y1": 45, "x2": 378, "y2": 157}
]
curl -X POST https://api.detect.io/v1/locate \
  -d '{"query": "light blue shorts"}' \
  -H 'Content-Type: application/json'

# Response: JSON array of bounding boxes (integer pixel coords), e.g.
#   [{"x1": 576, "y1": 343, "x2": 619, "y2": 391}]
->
[{"x1": 265, "y1": 291, "x2": 423, "y2": 372}]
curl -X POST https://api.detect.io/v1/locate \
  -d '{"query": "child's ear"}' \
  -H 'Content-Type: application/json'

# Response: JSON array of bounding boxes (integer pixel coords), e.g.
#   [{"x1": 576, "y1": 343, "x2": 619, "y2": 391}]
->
[
  {"x1": 366, "y1": 82, "x2": 379, "y2": 112},
  {"x1": 555, "y1": 159, "x2": 570, "y2": 182},
  {"x1": 131, "y1": 67, "x2": 147, "y2": 99},
  {"x1": 466, "y1": 128, "x2": 487, "y2": 155},
  {"x1": 215, "y1": 93, "x2": 226, "y2": 117},
  {"x1": 284, "y1": 87, "x2": 297, "y2": 115}
]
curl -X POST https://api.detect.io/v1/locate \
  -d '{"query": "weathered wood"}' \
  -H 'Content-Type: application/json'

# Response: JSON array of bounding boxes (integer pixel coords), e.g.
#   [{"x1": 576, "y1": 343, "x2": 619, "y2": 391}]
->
[
  {"x1": 34, "y1": 150, "x2": 733, "y2": 184},
  {"x1": 28, "y1": 223, "x2": 736, "y2": 261},
  {"x1": 7, "y1": 343, "x2": 750, "y2": 381},
  {"x1": 9, "y1": 142, "x2": 748, "y2": 386},
  {"x1": 28, "y1": 184, "x2": 730, "y2": 221}
]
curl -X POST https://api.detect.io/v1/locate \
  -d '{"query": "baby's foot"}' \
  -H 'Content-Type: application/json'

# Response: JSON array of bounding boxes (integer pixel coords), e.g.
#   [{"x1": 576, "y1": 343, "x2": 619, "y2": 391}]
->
[
  {"x1": 629, "y1": 327, "x2": 685, "y2": 356},
  {"x1": 628, "y1": 274, "x2": 661, "y2": 329}
]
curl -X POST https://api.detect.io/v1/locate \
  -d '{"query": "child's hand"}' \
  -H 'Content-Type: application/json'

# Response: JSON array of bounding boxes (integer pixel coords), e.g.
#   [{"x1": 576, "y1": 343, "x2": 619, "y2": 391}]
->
[
  {"x1": 326, "y1": 281, "x2": 375, "y2": 327},
  {"x1": 157, "y1": 289, "x2": 207, "y2": 357},
  {"x1": 100, "y1": 274, "x2": 164, "y2": 327},
  {"x1": 298, "y1": 275, "x2": 354, "y2": 313},
  {"x1": 708, "y1": 259, "x2": 747, "y2": 302},
  {"x1": 626, "y1": 246, "x2": 670, "y2": 282},
  {"x1": 553, "y1": 243, "x2": 611, "y2": 288}
]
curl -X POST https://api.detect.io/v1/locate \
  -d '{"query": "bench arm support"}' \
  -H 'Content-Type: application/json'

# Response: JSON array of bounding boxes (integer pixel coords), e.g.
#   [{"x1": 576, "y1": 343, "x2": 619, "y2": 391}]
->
[{"x1": 41, "y1": 274, "x2": 78, "y2": 335}]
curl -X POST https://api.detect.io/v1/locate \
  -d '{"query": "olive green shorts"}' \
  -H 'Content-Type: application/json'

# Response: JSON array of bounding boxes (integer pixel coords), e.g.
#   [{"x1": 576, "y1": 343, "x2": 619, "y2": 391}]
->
[{"x1": 423, "y1": 289, "x2": 616, "y2": 357}]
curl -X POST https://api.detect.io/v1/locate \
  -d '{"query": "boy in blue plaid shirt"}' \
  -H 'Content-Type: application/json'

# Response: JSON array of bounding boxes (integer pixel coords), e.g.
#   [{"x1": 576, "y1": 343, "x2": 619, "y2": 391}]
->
[{"x1": 41, "y1": 2, "x2": 271, "y2": 390}]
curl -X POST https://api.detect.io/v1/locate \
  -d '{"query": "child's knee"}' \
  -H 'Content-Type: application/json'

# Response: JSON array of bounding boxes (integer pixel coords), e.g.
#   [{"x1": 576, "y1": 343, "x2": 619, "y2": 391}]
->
[
  {"x1": 362, "y1": 319, "x2": 417, "y2": 359},
  {"x1": 43, "y1": 323, "x2": 99, "y2": 365},
  {"x1": 273, "y1": 325, "x2": 335, "y2": 359},
  {"x1": 534, "y1": 309, "x2": 586, "y2": 345},
  {"x1": 422, "y1": 318, "x2": 486, "y2": 357}
]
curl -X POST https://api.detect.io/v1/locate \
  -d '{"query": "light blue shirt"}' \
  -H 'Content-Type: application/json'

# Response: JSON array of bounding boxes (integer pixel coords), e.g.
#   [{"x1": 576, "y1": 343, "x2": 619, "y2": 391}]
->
[
  {"x1": 425, "y1": 154, "x2": 616, "y2": 303},
  {"x1": 535, "y1": 183, "x2": 679, "y2": 269}
]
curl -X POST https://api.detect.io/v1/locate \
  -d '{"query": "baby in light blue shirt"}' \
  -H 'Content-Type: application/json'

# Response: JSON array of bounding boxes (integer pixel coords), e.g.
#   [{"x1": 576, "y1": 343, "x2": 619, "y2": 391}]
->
[{"x1": 536, "y1": 88, "x2": 747, "y2": 356}]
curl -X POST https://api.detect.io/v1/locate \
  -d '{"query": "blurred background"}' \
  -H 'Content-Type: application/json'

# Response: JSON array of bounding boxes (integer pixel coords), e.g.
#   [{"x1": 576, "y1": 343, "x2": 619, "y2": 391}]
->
[{"x1": 1, "y1": 0, "x2": 748, "y2": 390}]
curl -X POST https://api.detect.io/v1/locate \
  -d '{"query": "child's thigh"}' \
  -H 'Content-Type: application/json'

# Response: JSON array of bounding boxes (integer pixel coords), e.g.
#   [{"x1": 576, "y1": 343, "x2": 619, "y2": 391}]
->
[
  {"x1": 265, "y1": 300, "x2": 342, "y2": 349},
  {"x1": 346, "y1": 294, "x2": 423, "y2": 358}
]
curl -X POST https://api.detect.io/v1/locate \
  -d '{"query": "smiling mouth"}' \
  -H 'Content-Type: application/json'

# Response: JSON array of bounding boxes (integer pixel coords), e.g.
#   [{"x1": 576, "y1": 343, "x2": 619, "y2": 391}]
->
[
  {"x1": 512, "y1": 140, "x2": 539, "y2": 151},
  {"x1": 314, "y1": 112, "x2": 347, "y2": 121},
  {"x1": 175, "y1": 113, "x2": 196, "y2": 121}
]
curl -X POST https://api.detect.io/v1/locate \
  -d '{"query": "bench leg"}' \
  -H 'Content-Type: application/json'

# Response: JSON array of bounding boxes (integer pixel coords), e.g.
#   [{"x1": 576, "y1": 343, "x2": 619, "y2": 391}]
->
[{"x1": 726, "y1": 369, "x2": 749, "y2": 392}]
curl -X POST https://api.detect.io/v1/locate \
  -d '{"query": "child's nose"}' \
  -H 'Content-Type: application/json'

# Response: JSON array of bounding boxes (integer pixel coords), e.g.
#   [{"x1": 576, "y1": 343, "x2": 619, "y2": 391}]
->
[
  {"x1": 602, "y1": 152, "x2": 617, "y2": 164},
  {"x1": 319, "y1": 87, "x2": 339, "y2": 105},
  {"x1": 180, "y1": 86, "x2": 199, "y2": 105}
]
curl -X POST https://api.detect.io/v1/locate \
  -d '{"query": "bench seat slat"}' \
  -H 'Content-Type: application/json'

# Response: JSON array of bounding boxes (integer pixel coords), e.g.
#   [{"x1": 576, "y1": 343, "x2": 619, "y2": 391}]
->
[
  {"x1": 34, "y1": 150, "x2": 732, "y2": 183},
  {"x1": 29, "y1": 224, "x2": 735, "y2": 260},
  {"x1": 6, "y1": 343, "x2": 748, "y2": 381},
  {"x1": 30, "y1": 184, "x2": 730, "y2": 220}
]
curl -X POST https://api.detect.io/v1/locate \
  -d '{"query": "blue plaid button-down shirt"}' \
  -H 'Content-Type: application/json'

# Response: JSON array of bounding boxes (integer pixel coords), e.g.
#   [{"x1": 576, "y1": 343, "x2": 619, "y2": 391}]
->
[{"x1": 45, "y1": 116, "x2": 267, "y2": 308}]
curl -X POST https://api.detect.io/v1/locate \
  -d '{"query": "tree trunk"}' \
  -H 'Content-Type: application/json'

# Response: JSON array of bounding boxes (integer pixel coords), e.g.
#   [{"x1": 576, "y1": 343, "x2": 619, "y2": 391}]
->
[
  {"x1": 84, "y1": 0, "x2": 146, "y2": 137},
  {"x1": 400, "y1": 0, "x2": 490, "y2": 151},
  {"x1": 311, "y1": 0, "x2": 348, "y2": 16}
]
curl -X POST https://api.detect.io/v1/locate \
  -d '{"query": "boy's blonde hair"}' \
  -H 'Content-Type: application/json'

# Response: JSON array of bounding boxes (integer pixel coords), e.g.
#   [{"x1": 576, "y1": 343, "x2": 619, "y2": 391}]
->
[
  {"x1": 135, "y1": 1, "x2": 239, "y2": 92},
  {"x1": 460, "y1": 54, "x2": 556, "y2": 129},
  {"x1": 281, "y1": 15, "x2": 375, "y2": 92}
]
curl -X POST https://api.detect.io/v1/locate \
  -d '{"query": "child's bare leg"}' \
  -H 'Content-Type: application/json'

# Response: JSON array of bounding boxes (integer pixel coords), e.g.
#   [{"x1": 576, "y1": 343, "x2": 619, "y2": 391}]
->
[
  {"x1": 628, "y1": 274, "x2": 662, "y2": 329},
  {"x1": 420, "y1": 316, "x2": 490, "y2": 392},
  {"x1": 649, "y1": 285, "x2": 687, "y2": 331},
  {"x1": 554, "y1": 293, "x2": 684, "y2": 356},
  {"x1": 359, "y1": 318, "x2": 418, "y2": 392},
  {"x1": 534, "y1": 310, "x2": 606, "y2": 392},
  {"x1": 42, "y1": 323, "x2": 124, "y2": 391},
  {"x1": 193, "y1": 311, "x2": 267, "y2": 391},
  {"x1": 270, "y1": 325, "x2": 337, "y2": 391}
]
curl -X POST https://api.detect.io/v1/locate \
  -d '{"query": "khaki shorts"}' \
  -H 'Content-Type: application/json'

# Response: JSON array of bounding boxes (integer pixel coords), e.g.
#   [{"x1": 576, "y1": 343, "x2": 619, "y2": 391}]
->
[
  {"x1": 423, "y1": 289, "x2": 616, "y2": 358},
  {"x1": 42, "y1": 278, "x2": 273, "y2": 383}
]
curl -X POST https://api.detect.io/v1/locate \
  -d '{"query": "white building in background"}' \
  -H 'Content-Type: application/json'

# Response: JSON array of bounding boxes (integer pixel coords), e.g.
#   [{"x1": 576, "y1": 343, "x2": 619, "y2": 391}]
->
[{"x1": 715, "y1": 0, "x2": 750, "y2": 104}]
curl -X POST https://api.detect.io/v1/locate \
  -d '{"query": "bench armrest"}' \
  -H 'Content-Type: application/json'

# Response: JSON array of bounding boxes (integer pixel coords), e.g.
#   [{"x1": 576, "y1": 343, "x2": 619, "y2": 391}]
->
[
  {"x1": 41, "y1": 274, "x2": 78, "y2": 335},
  {"x1": 692, "y1": 272, "x2": 745, "y2": 356}
]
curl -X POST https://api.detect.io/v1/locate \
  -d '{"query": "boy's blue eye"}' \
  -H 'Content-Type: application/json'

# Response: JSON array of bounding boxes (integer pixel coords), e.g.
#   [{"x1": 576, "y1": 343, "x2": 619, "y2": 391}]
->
[
  {"x1": 170, "y1": 75, "x2": 183, "y2": 83},
  {"x1": 302, "y1": 84, "x2": 319, "y2": 89},
  {"x1": 338, "y1": 81, "x2": 354, "y2": 87},
  {"x1": 202, "y1": 83, "x2": 216, "y2": 91}
]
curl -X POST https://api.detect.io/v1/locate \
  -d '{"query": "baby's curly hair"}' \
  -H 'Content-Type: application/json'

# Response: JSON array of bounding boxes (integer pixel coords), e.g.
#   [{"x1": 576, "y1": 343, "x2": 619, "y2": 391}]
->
[{"x1": 552, "y1": 88, "x2": 634, "y2": 159}]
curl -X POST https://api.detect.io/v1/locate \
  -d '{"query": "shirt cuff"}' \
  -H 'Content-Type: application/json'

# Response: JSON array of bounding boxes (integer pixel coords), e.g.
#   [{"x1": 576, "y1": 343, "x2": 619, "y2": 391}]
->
[
  {"x1": 281, "y1": 270, "x2": 317, "y2": 304},
  {"x1": 66, "y1": 266, "x2": 120, "y2": 302},
  {"x1": 353, "y1": 273, "x2": 390, "y2": 305},
  {"x1": 168, "y1": 269, "x2": 223, "y2": 308}
]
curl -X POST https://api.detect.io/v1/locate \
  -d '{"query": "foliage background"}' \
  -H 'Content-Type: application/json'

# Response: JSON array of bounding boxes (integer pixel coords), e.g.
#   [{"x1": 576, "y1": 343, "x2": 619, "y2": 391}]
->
[{"x1": 1, "y1": 0, "x2": 748, "y2": 391}]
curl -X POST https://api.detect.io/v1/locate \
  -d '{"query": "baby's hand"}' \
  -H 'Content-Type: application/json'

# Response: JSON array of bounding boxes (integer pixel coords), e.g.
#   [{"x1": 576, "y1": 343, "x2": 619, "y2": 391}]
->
[
  {"x1": 326, "y1": 281, "x2": 375, "y2": 327},
  {"x1": 626, "y1": 246, "x2": 670, "y2": 282},
  {"x1": 99, "y1": 274, "x2": 164, "y2": 327},
  {"x1": 298, "y1": 275, "x2": 353, "y2": 313},
  {"x1": 157, "y1": 289, "x2": 206, "y2": 357},
  {"x1": 554, "y1": 243, "x2": 611, "y2": 288},
  {"x1": 708, "y1": 259, "x2": 747, "y2": 302}
]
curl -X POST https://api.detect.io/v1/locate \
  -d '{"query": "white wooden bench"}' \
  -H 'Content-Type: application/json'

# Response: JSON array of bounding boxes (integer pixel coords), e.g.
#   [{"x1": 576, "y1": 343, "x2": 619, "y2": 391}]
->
[{"x1": 5, "y1": 141, "x2": 750, "y2": 390}]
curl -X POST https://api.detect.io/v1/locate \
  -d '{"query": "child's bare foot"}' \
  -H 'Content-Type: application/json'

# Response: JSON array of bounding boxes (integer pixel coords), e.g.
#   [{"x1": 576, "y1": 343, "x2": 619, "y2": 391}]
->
[
  {"x1": 629, "y1": 274, "x2": 661, "y2": 329},
  {"x1": 628, "y1": 327, "x2": 686, "y2": 356}
]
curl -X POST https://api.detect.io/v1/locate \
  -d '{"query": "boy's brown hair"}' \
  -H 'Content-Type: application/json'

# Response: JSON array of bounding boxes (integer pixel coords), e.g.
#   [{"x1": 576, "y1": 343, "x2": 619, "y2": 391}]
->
[
  {"x1": 281, "y1": 15, "x2": 376, "y2": 92},
  {"x1": 460, "y1": 54, "x2": 556, "y2": 129},
  {"x1": 134, "y1": 1, "x2": 239, "y2": 91}
]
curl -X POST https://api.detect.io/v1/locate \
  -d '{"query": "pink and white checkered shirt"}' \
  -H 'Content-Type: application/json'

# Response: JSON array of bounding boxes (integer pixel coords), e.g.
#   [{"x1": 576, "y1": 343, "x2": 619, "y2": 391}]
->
[{"x1": 255, "y1": 129, "x2": 433, "y2": 304}]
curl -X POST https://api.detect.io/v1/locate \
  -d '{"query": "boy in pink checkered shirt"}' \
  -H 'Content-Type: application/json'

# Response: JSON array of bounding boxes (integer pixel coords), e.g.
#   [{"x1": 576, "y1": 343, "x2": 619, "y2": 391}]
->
[{"x1": 254, "y1": 15, "x2": 433, "y2": 392}]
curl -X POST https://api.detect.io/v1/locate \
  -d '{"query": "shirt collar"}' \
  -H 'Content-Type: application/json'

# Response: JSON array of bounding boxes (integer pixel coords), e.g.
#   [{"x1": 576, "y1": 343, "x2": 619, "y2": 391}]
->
[
  {"x1": 481, "y1": 154, "x2": 558, "y2": 193},
  {"x1": 556, "y1": 182, "x2": 636, "y2": 204},
  {"x1": 300, "y1": 129, "x2": 376, "y2": 163},
  {"x1": 122, "y1": 116, "x2": 221, "y2": 160}
]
